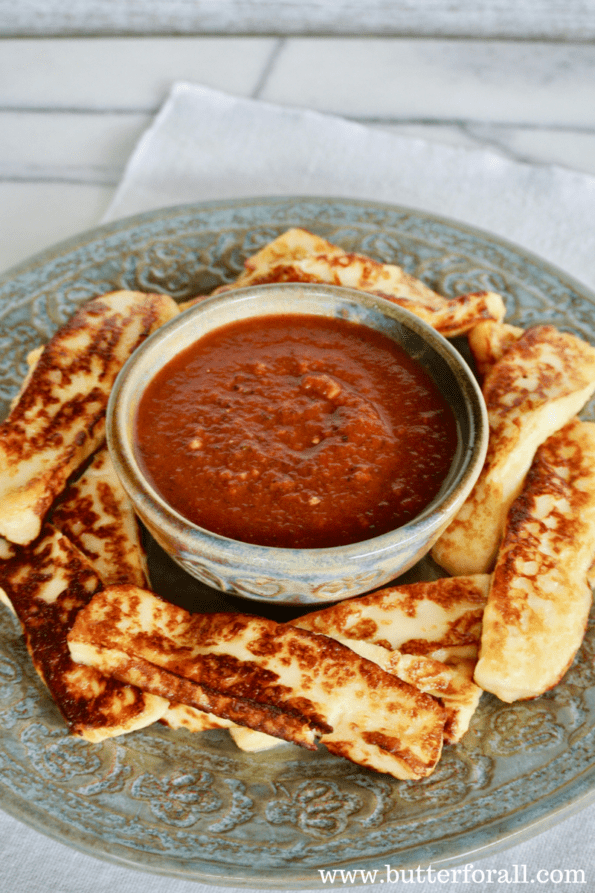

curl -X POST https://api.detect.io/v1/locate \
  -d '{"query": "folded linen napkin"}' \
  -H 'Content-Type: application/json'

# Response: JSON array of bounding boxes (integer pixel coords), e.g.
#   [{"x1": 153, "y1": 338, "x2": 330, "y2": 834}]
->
[{"x1": 104, "y1": 81, "x2": 595, "y2": 293}]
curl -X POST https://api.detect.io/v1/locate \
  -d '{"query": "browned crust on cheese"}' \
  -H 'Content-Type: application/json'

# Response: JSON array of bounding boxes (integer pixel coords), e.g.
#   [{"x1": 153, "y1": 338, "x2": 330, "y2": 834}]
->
[
  {"x1": 425, "y1": 292, "x2": 506, "y2": 338},
  {"x1": 480, "y1": 325, "x2": 595, "y2": 489},
  {"x1": 398, "y1": 612, "x2": 486, "y2": 657},
  {"x1": 51, "y1": 446, "x2": 148, "y2": 588},
  {"x1": 296, "y1": 577, "x2": 486, "y2": 745},
  {"x1": 68, "y1": 586, "x2": 446, "y2": 777},
  {"x1": 432, "y1": 325, "x2": 595, "y2": 575},
  {"x1": 215, "y1": 264, "x2": 504, "y2": 337},
  {"x1": 483, "y1": 326, "x2": 595, "y2": 421},
  {"x1": 0, "y1": 291, "x2": 178, "y2": 545},
  {"x1": 243, "y1": 228, "x2": 340, "y2": 270},
  {"x1": 0, "y1": 527, "x2": 156, "y2": 738},
  {"x1": 475, "y1": 419, "x2": 595, "y2": 700},
  {"x1": 68, "y1": 590, "x2": 331, "y2": 746},
  {"x1": 94, "y1": 644, "x2": 321, "y2": 747},
  {"x1": 358, "y1": 730, "x2": 442, "y2": 778},
  {"x1": 3, "y1": 292, "x2": 173, "y2": 458},
  {"x1": 190, "y1": 228, "x2": 505, "y2": 337},
  {"x1": 231, "y1": 253, "x2": 445, "y2": 309},
  {"x1": 488, "y1": 421, "x2": 594, "y2": 628},
  {"x1": 298, "y1": 576, "x2": 488, "y2": 653},
  {"x1": 57, "y1": 476, "x2": 140, "y2": 576}
]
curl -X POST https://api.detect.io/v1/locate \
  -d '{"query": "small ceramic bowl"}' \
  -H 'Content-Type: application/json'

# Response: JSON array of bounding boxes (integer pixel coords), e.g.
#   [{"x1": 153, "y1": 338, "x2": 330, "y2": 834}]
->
[{"x1": 107, "y1": 283, "x2": 488, "y2": 606}]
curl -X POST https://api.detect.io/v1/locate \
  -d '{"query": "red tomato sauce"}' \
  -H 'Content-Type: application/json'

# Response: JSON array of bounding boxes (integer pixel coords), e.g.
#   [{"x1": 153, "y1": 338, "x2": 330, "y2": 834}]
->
[{"x1": 135, "y1": 314, "x2": 458, "y2": 549}]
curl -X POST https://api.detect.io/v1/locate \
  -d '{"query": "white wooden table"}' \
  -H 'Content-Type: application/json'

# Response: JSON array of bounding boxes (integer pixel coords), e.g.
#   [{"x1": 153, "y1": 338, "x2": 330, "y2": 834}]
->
[
  {"x1": 1, "y1": 12, "x2": 595, "y2": 893},
  {"x1": 2, "y1": 0, "x2": 595, "y2": 39},
  {"x1": 2, "y1": 34, "x2": 595, "y2": 277}
]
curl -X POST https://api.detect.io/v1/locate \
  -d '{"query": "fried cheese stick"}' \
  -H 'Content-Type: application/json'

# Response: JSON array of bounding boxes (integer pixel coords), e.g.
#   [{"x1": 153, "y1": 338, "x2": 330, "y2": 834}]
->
[
  {"x1": 432, "y1": 325, "x2": 595, "y2": 575},
  {"x1": 183, "y1": 228, "x2": 506, "y2": 337},
  {"x1": 0, "y1": 527, "x2": 168, "y2": 741},
  {"x1": 0, "y1": 290, "x2": 179, "y2": 545},
  {"x1": 474, "y1": 419, "x2": 595, "y2": 702},
  {"x1": 68, "y1": 585, "x2": 447, "y2": 780}
]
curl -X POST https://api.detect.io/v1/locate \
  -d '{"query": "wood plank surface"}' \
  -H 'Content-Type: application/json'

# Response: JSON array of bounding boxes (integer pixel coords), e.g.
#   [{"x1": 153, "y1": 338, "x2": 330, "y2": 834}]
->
[
  {"x1": 2, "y1": 34, "x2": 594, "y2": 275},
  {"x1": 2, "y1": 0, "x2": 595, "y2": 40}
]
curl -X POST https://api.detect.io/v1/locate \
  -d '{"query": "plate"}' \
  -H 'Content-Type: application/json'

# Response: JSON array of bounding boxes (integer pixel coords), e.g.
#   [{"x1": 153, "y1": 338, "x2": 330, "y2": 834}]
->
[{"x1": 2, "y1": 196, "x2": 595, "y2": 888}]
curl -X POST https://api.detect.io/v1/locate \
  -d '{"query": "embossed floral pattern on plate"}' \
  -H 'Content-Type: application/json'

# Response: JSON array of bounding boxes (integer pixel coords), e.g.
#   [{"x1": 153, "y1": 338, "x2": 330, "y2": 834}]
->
[{"x1": 1, "y1": 197, "x2": 595, "y2": 887}]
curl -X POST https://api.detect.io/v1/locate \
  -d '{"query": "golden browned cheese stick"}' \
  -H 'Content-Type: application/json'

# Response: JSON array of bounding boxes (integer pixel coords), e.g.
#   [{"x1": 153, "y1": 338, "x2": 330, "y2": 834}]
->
[
  {"x1": 182, "y1": 228, "x2": 506, "y2": 337},
  {"x1": 110, "y1": 574, "x2": 491, "y2": 748},
  {"x1": 68, "y1": 585, "x2": 447, "y2": 780},
  {"x1": 231, "y1": 574, "x2": 490, "y2": 753},
  {"x1": 185, "y1": 227, "x2": 444, "y2": 307},
  {"x1": 295, "y1": 575, "x2": 490, "y2": 664},
  {"x1": 0, "y1": 527, "x2": 168, "y2": 741},
  {"x1": 432, "y1": 325, "x2": 595, "y2": 575},
  {"x1": 294, "y1": 575, "x2": 490, "y2": 744},
  {"x1": 474, "y1": 419, "x2": 595, "y2": 702},
  {"x1": 231, "y1": 640, "x2": 480, "y2": 751},
  {"x1": 0, "y1": 290, "x2": 179, "y2": 545}
]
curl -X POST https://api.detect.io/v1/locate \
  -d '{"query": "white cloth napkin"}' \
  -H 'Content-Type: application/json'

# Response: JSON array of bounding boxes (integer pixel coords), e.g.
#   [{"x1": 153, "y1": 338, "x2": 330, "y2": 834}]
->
[
  {"x1": 104, "y1": 81, "x2": 595, "y2": 293},
  {"x1": 5, "y1": 81, "x2": 595, "y2": 893}
]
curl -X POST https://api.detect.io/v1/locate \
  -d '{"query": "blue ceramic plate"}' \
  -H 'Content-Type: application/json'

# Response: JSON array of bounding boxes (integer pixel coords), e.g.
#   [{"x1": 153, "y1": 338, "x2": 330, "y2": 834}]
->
[{"x1": 1, "y1": 196, "x2": 595, "y2": 888}]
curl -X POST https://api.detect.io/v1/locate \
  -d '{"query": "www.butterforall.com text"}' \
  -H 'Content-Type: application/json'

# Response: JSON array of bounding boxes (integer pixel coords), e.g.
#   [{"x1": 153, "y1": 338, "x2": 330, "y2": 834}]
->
[{"x1": 318, "y1": 863, "x2": 586, "y2": 885}]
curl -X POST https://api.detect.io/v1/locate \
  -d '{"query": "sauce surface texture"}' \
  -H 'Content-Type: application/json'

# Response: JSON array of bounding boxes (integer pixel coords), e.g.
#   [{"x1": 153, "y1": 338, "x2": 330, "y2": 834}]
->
[{"x1": 135, "y1": 314, "x2": 458, "y2": 549}]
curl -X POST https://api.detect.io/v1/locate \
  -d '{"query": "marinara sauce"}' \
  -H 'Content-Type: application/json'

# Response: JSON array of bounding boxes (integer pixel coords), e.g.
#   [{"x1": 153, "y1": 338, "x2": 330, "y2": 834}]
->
[{"x1": 135, "y1": 314, "x2": 458, "y2": 549}]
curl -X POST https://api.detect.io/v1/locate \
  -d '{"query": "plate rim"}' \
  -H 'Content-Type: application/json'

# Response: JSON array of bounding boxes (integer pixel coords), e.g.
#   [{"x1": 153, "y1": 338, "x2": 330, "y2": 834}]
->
[{"x1": 2, "y1": 194, "x2": 595, "y2": 308}]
